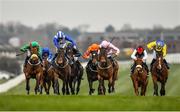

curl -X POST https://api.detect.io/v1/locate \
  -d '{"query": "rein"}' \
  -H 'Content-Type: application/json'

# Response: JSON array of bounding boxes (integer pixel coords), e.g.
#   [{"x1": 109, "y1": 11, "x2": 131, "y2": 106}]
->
[
  {"x1": 98, "y1": 62, "x2": 112, "y2": 70},
  {"x1": 28, "y1": 60, "x2": 41, "y2": 66},
  {"x1": 88, "y1": 64, "x2": 98, "y2": 72},
  {"x1": 55, "y1": 57, "x2": 69, "y2": 69}
]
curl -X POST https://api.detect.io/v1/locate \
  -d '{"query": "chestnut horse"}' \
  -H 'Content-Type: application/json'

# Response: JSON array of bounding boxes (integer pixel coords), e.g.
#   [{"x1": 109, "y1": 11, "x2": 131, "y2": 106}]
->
[
  {"x1": 97, "y1": 47, "x2": 114, "y2": 95},
  {"x1": 66, "y1": 44, "x2": 84, "y2": 95},
  {"x1": 23, "y1": 45, "x2": 44, "y2": 95},
  {"x1": 151, "y1": 51, "x2": 168, "y2": 96},
  {"x1": 49, "y1": 48, "x2": 71, "y2": 95},
  {"x1": 131, "y1": 58, "x2": 148, "y2": 96},
  {"x1": 86, "y1": 50, "x2": 99, "y2": 95}
]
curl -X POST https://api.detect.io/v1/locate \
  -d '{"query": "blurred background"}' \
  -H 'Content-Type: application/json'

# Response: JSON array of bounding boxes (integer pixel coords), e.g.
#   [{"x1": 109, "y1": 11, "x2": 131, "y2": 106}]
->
[{"x1": 0, "y1": 0, "x2": 179, "y2": 87}]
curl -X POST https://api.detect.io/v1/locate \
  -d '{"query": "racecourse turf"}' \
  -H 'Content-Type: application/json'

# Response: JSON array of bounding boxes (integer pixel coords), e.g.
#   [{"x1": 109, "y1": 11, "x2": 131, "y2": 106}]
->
[{"x1": 0, "y1": 64, "x2": 180, "y2": 110}]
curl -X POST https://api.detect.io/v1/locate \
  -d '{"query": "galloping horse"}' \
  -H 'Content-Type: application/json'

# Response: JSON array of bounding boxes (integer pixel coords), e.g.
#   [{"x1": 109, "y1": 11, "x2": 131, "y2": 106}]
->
[
  {"x1": 23, "y1": 45, "x2": 44, "y2": 95},
  {"x1": 131, "y1": 58, "x2": 148, "y2": 96},
  {"x1": 86, "y1": 50, "x2": 99, "y2": 95},
  {"x1": 66, "y1": 44, "x2": 84, "y2": 95},
  {"x1": 49, "y1": 47, "x2": 71, "y2": 95},
  {"x1": 151, "y1": 51, "x2": 168, "y2": 96},
  {"x1": 42, "y1": 53, "x2": 53, "y2": 94},
  {"x1": 97, "y1": 47, "x2": 114, "y2": 95}
]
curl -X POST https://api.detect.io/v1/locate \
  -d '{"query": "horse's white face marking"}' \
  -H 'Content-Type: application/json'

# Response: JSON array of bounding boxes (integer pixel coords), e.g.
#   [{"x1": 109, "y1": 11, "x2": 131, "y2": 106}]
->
[{"x1": 158, "y1": 57, "x2": 162, "y2": 69}]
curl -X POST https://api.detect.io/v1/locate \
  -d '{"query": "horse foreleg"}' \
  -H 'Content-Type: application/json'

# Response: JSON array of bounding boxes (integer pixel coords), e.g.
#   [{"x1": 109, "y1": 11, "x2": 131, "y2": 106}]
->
[
  {"x1": 65, "y1": 76, "x2": 70, "y2": 95},
  {"x1": 108, "y1": 76, "x2": 113, "y2": 93},
  {"x1": 160, "y1": 82, "x2": 166, "y2": 96},
  {"x1": 98, "y1": 77, "x2": 104, "y2": 95},
  {"x1": 76, "y1": 77, "x2": 82, "y2": 95},
  {"x1": 26, "y1": 77, "x2": 30, "y2": 95},
  {"x1": 53, "y1": 74, "x2": 60, "y2": 95},
  {"x1": 102, "y1": 79, "x2": 106, "y2": 95},
  {"x1": 69, "y1": 77, "x2": 75, "y2": 95},
  {"x1": 46, "y1": 80, "x2": 51, "y2": 95},
  {"x1": 62, "y1": 81, "x2": 66, "y2": 95},
  {"x1": 39, "y1": 75, "x2": 44, "y2": 94},
  {"x1": 131, "y1": 76, "x2": 139, "y2": 96},
  {"x1": 152, "y1": 75, "x2": 158, "y2": 96},
  {"x1": 88, "y1": 79, "x2": 93, "y2": 95}
]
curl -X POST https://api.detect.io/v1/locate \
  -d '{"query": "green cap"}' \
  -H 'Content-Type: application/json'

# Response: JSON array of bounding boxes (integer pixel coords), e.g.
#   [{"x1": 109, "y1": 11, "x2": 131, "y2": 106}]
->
[{"x1": 31, "y1": 41, "x2": 39, "y2": 47}]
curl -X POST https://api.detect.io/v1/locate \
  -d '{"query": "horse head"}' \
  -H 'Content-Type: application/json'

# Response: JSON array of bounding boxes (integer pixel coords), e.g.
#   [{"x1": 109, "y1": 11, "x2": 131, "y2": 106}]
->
[
  {"x1": 134, "y1": 58, "x2": 143, "y2": 73},
  {"x1": 29, "y1": 54, "x2": 40, "y2": 65},
  {"x1": 98, "y1": 47, "x2": 108, "y2": 66},
  {"x1": 66, "y1": 44, "x2": 74, "y2": 61},
  {"x1": 42, "y1": 53, "x2": 49, "y2": 67},
  {"x1": 91, "y1": 50, "x2": 98, "y2": 66},
  {"x1": 56, "y1": 48, "x2": 65, "y2": 65},
  {"x1": 155, "y1": 51, "x2": 163, "y2": 70}
]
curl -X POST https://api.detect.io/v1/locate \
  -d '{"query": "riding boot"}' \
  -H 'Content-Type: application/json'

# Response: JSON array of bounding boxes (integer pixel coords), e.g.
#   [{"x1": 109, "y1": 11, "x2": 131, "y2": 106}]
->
[
  {"x1": 108, "y1": 56, "x2": 115, "y2": 67},
  {"x1": 131, "y1": 63, "x2": 136, "y2": 75},
  {"x1": 73, "y1": 48, "x2": 81, "y2": 57},
  {"x1": 150, "y1": 59, "x2": 156, "y2": 72},
  {"x1": 52, "y1": 53, "x2": 58, "y2": 62},
  {"x1": 163, "y1": 59, "x2": 170, "y2": 69},
  {"x1": 38, "y1": 55, "x2": 43, "y2": 66},
  {"x1": 143, "y1": 62, "x2": 149, "y2": 75},
  {"x1": 24, "y1": 56, "x2": 29, "y2": 67}
]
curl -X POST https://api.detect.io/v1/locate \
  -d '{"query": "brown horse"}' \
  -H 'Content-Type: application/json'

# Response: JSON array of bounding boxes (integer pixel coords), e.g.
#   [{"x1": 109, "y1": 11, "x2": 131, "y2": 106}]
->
[
  {"x1": 23, "y1": 45, "x2": 44, "y2": 95},
  {"x1": 49, "y1": 47, "x2": 71, "y2": 95},
  {"x1": 151, "y1": 51, "x2": 168, "y2": 96},
  {"x1": 97, "y1": 47, "x2": 114, "y2": 95},
  {"x1": 86, "y1": 50, "x2": 99, "y2": 95},
  {"x1": 42, "y1": 53, "x2": 54, "y2": 94},
  {"x1": 131, "y1": 58, "x2": 148, "y2": 96},
  {"x1": 66, "y1": 44, "x2": 84, "y2": 95}
]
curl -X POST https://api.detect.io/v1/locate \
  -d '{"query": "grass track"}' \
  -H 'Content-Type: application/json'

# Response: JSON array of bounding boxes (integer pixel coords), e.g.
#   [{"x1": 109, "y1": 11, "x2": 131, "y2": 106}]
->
[{"x1": 0, "y1": 64, "x2": 180, "y2": 110}]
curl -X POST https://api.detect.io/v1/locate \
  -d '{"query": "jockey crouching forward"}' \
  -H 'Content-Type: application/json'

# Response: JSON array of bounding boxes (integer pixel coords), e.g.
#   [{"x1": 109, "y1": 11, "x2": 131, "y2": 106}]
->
[
  {"x1": 52, "y1": 31, "x2": 81, "y2": 64},
  {"x1": 82, "y1": 43, "x2": 100, "y2": 64},
  {"x1": 147, "y1": 40, "x2": 169, "y2": 71},
  {"x1": 99, "y1": 40, "x2": 120, "y2": 66},
  {"x1": 42, "y1": 47, "x2": 53, "y2": 63},
  {"x1": 20, "y1": 41, "x2": 42, "y2": 67},
  {"x1": 131, "y1": 46, "x2": 149, "y2": 75}
]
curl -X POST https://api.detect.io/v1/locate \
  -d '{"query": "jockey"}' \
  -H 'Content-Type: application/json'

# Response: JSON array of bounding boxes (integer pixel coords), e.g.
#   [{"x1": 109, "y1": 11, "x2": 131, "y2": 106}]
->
[
  {"x1": 52, "y1": 31, "x2": 81, "y2": 62},
  {"x1": 20, "y1": 41, "x2": 42, "y2": 66},
  {"x1": 82, "y1": 43, "x2": 100, "y2": 59},
  {"x1": 131, "y1": 46, "x2": 149, "y2": 75},
  {"x1": 99, "y1": 40, "x2": 120, "y2": 65},
  {"x1": 42, "y1": 47, "x2": 53, "y2": 62},
  {"x1": 147, "y1": 39, "x2": 169, "y2": 71}
]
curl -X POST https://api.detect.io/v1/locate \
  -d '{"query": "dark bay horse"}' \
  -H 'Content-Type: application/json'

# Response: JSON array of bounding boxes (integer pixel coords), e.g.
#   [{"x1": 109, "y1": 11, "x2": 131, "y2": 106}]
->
[
  {"x1": 97, "y1": 47, "x2": 114, "y2": 95},
  {"x1": 23, "y1": 45, "x2": 44, "y2": 95},
  {"x1": 151, "y1": 51, "x2": 168, "y2": 96},
  {"x1": 48, "y1": 48, "x2": 71, "y2": 95},
  {"x1": 86, "y1": 50, "x2": 99, "y2": 95},
  {"x1": 66, "y1": 45, "x2": 84, "y2": 95},
  {"x1": 131, "y1": 58, "x2": 148, "y2": 96}
]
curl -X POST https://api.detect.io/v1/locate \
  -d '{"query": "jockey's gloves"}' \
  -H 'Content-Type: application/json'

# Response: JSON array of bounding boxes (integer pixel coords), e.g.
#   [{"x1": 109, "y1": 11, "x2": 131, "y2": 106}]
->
[
  {"x1": 73, "y1": 45, "x2": 77, "y2": 49},
  {"x1": 27, "y1": 50, "x2": 31, "y2": 57}
]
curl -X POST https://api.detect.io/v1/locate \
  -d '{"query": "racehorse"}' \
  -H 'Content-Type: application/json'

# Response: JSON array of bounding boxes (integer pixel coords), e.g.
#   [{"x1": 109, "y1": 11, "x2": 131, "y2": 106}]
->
[
  {"x1": 151, "y1": 51, "x2": 169, "y2": 96},
  {"x1": 86, "y1": 50, "x2": 99, "y2": 95},
  {"x1": 49, "y1": 47, "x2": 71, "y2": 95},
  {"x1": 97, "y1": 47, "x2": 114, "y2": 95},
  {"x1": 23, "y1": 44, "x2": 44, "y2": 95},
  {"x1": 131, "y1": 58, "x2": 148, "y2": 96},
  {"x1": 66, "y1": 44, "x2": 84, "y2": 95},
  {"x1": 42, "y1": 53, "x2": 54, "y2": 94}
]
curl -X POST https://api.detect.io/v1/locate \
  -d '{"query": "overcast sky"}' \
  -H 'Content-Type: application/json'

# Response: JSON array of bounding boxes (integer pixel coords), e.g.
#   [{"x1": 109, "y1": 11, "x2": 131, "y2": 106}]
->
[{"x1": 0, "y1": 0, "x2": 180, "y2": 32}]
